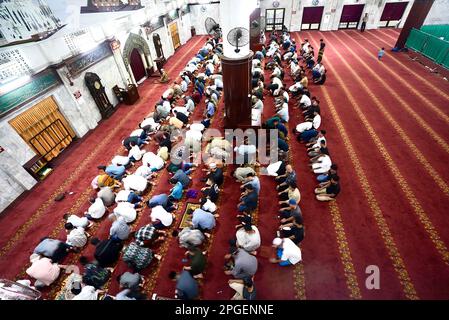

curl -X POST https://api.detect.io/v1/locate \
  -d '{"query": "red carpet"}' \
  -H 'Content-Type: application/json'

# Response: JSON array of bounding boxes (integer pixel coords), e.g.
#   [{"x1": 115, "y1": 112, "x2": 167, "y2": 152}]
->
[
  {"x1": 1, "y1": 29, "x2": 449, "y2": 299},
  {"x1": 0, "y1": 35, "x2": 207, "y2": 282}
]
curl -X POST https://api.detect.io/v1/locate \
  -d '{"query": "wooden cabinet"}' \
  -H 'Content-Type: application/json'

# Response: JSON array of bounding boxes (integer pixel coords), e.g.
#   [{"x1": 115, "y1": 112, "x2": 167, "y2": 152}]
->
[
  {"x1": 113, "y1": 84, "x2": 139, "y2": 105},
  {"x1": 23, "y1": 155, "x2": 53, "y2": 181}
]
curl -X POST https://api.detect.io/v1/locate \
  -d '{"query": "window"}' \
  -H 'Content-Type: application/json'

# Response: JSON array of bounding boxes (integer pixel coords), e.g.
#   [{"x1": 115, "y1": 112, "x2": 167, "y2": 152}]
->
[
  {"x1": 9, "y1": 96, "x2": 76, "y2": 161},
  {"x1": 265, "y1": 9, "x2": 285, "y2": 31}
]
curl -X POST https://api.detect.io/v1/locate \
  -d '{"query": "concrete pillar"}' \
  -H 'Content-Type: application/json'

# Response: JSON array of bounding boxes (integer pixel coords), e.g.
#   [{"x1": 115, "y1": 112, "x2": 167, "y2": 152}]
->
[{"x1": 395, "y1": 0, "x2": 435, "y2": 49}]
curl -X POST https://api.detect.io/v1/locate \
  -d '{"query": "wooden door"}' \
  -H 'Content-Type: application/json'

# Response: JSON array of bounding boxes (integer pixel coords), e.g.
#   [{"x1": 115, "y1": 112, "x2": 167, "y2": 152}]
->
[
  {"x1": 339, "y1": 4, "x2": 365, "y2": 29},
  {"x1": 302, "y1": 6, "x2": 324, "y2": 30},
  {"x1": 169, "y1": 22, "x2": 181, "y2": 50},
  {"x1": 380, "y1": 2, "x2": 409, "y2": 27}
]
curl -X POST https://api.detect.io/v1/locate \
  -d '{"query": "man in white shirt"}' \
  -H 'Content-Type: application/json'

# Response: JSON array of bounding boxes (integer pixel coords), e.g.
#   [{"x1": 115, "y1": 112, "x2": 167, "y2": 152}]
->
[
  {"x1": 289, "y1": 82, "x2": 303, "y2": 95},
  {"x1": 201, "y1": 198, "x2": 217, "y2": 213},
  {"x1": 113, "y1": 201, "x2": 139, "y2": 223},
  {"x1": 65, "y1": 224, "x2": 89, "y2": 248},
  {"x1": 252, "y1": 96, "x2": 264, "y2": 111},
  {"x1": 206, "y1": 62, "x2": 215, "y2": 75},
  {"x1": 150, "y1": 205, "x2": 174, "y2": 229},
  {"x1": 162, "y1": 88, "x2": 174, "y2": 100},
  {"x1": 275, "y1": 89, "x2": 289, "y2": 108},
  {"x1": 252, "y1": 108, "x2": 262, "y2": 127},
  {"x1": 299, "y1": 94, "x2": 312, "y2": 109},
  {"x1": 235, "y1": 144, "x2": 257, "y2": 165},
  {"x1": 236, "y1": 224, "x2": 261, "y2": 253},
  {"x1": 184, "y1": 97, "x2": 195, "y2": 113},
  {"x1": 270, "y1": 237, "x2": 302, "y2": 266},
  {"x1": 252, "y1": 59, "x2": 261, "y2": 68},
  {"x1": 129, "y1": 128, "x2": 145, "y2": 138},
  {"x1": 142, "y1": 152, "x2": 165, "y2": 171},
  {"x1": 190, "y1": 122, "x2": 205, "y2": 133},
  {"x1": 214, "y1": 77, "x2": 223, "y2": 90},
  {"x1": 252, "y1": 66, "x2": 263, "y2": 77},
  {"x1": 111, "y1": 155, "x2": 131, "y2": 167},
  {"x1": 85, "y1": 197, "x2": 106, "y2": 220},
  {"x1": 172, "y1": 105, "x2": 190, "y2": 117},
  {"x1": 123, "y1": 174, "x2": 148, "y2": 194},
  {"x1": 277, "y1": 104, "x2": 289, "y2": 122},
  {"x1": 134, "y1": 164, "x2": 155, "y2": 180},
  {"x1": 63, "y1": 214, "x2": 90, "y2": 229},
  {"x1": 180, "y1": 79, "x2": 188, "y2": 92},
  {"x1": 272, "y1": 65, "x2": 282, "y2": 78},
  {"x1": 128, "y1": 145, "x2": 145, "y2": 162},
  {"x1": 263, "y1": 161, "x2": 283, "y2": 177},
  {"x1": 311, "y1": 154, "x2": 332, "y2": 174},
  {"x1": 290, "y1": 60, "x2": 300, "y2": 75},
  {"x1": 296, "y1": 113, "x2": 321, "y2": 133},
  {"x1": 271, "y1": 75, "x2": 283, "y2": 89}
]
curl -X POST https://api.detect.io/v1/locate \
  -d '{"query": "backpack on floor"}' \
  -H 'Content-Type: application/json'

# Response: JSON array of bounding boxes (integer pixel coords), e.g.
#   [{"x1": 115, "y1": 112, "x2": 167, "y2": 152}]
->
[{"x1": 122, "y1": 242, "x2": 153, "y2": 271}]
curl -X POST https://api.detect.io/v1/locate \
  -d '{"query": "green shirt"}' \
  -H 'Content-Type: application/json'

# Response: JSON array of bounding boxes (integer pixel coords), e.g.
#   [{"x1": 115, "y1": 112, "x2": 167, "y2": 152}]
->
[{"x1": 190, "y1": 248, "x2": 206, "y2": 275}]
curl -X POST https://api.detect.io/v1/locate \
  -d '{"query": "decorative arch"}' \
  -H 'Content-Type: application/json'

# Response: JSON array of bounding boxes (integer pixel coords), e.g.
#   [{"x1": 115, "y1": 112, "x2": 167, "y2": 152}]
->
[{"x1": 122, "y1": 33, "x2": 152, "y2": 71}]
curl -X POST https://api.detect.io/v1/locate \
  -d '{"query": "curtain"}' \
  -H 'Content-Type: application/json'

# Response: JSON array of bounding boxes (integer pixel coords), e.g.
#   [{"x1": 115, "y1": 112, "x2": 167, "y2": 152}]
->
[
  {"x1": 380, "y1": 2, "x2": 409, "y2": 21},
  {"x1": 421, "y1": 25, "x2": 449, "y2": 41},
  {"x1": 9, "y1": 96, "x2": 76, "y2": 161},
  {"x1": 130, "y1": 48, "x2": 146, "y2": 82},
  {"x1": 340, "y1": 4, "x2": 365, "y2": 23},
  {"x1": 302, "y1": 7, "x2": 324, "y2": 24}
]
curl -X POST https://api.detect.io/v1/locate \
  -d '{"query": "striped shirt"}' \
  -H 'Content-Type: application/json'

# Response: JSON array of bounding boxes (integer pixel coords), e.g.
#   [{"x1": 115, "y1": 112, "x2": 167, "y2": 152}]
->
[{"x1": 135, "y1": 224, "x2": 156, "y2": 246}]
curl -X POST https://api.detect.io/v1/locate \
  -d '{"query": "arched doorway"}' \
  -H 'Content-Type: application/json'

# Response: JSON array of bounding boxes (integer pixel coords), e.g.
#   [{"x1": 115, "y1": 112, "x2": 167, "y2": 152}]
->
[
  {"x1": 130, "y1": 48, "x2": 146, "y2": 83},
  {"x1": 123, "y1": 33, "x2": 152, "y2": 85}
]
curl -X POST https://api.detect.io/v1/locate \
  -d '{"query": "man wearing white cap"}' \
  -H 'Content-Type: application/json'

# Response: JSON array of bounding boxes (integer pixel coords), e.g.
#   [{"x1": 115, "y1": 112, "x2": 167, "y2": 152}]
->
[{"x1": 270, "y1": 237, "x2": 302, "y2": 266}]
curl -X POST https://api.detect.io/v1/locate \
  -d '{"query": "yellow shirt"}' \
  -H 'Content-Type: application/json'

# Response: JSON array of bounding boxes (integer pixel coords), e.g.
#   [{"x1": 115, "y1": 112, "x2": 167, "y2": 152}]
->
[
  {"x1": 169, "y1": 117, "x2": 184, "y2": 129},
  {"x1": 288, "y1": 188, "x2": 301, "y2": 203}
]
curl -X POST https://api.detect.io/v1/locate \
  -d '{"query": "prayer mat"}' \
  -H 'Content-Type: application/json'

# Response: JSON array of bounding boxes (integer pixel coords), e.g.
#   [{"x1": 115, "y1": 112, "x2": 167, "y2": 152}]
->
[{"x1": 178, "y1": 202, "x2": 201, "y2": 229}]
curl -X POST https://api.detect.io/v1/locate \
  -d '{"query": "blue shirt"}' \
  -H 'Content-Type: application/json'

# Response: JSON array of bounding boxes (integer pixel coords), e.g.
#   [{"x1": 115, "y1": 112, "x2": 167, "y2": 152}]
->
[
  {"x1": 277, "y1": 123, "x2": 288, "y2": 137},
  {"x1": 176, "y1": 270, "x2": 198, "y2": 300},
  {"x1": 106, "y1": 165, "x2": 126, "y2": 178},
  {"x1": 148, "y1": 193, "x2": 168, "y2": 208},
  {"x1": 192, "y1": 208, "x2": 216, "y2": 230},
  {"x1": 170, "y1": 182, "x2": 183, "y2": 200},
  {"x1": 244, "y1": 177, "x2": 260, "y2": 194},
  {"x1": 278, "y1": 138, "x2": 289, "y2": 152},
  {"x1": 206, "y1": 102, "x2": 215, "y2": 116}
]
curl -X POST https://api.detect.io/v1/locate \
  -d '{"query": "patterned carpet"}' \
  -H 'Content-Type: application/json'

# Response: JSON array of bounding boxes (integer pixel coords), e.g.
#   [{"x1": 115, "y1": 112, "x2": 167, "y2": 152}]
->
[{"x1": 1, "y1": 29, "x2": 449, "y2": 299}]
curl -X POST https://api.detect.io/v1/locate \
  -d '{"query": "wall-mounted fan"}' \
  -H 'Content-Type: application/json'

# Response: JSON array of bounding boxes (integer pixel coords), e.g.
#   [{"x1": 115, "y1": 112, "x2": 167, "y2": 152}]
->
[
  {"x1": 205, "y1": 17, "x2": 221, "y2": 38},
  {"x1": 227, "y1": 27, "x2": 249, "y2": 53}
]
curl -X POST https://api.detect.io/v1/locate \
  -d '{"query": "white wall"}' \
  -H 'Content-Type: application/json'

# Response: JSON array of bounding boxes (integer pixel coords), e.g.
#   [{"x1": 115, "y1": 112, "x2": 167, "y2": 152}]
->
[
  {"x1": 259, "y1": 0, "x2": 415, "y2": 31},
  {"x1": 179, "y1": 13, "x2": 193, "y2": 45},
  {"x1": 189, "y1": 3, "x2": 221, "y2": 35},
  {"x1": 424, "y1": 0, "x2": 449, "y2": 25}
]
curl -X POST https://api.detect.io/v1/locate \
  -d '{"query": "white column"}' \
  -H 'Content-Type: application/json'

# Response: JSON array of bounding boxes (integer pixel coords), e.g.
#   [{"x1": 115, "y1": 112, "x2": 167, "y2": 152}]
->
[{"x1": 220, "y1": 0, "x2": 258, "y2": 58}]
